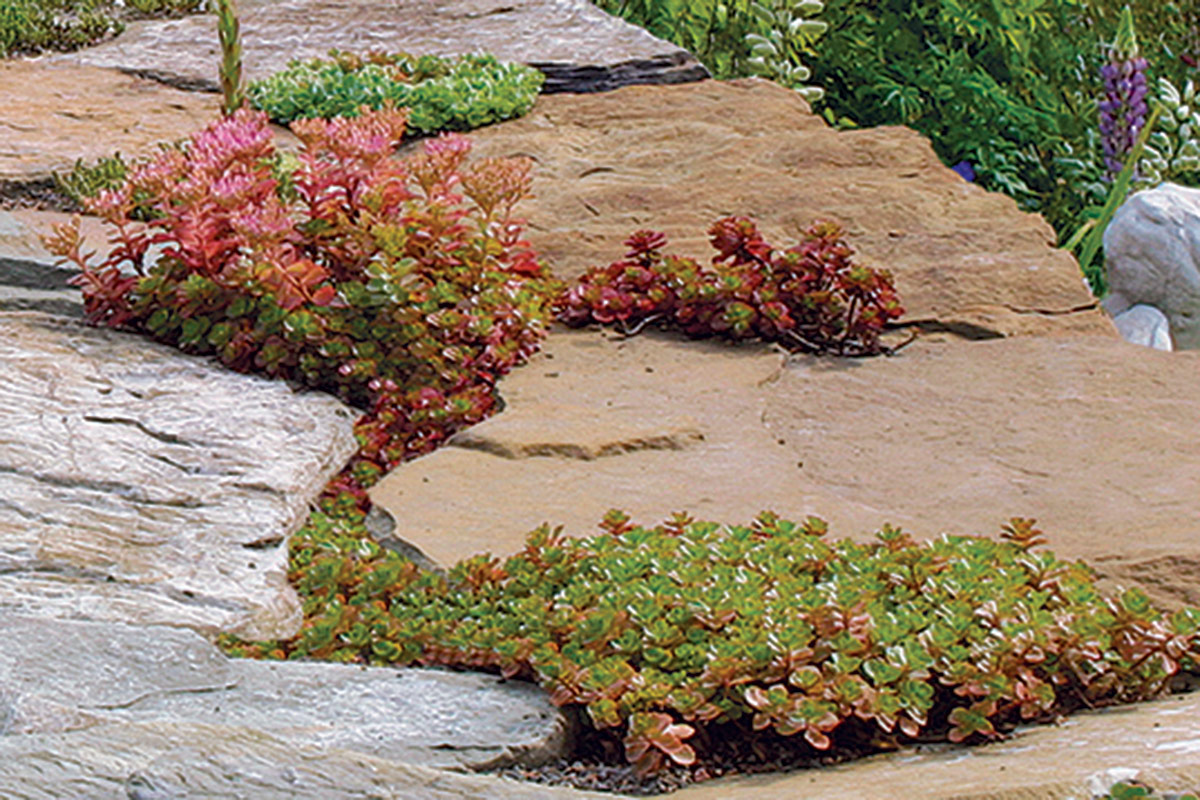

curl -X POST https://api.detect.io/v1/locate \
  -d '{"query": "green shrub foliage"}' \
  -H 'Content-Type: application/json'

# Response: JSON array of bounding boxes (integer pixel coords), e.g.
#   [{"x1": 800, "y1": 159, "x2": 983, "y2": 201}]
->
[
  {"x1": 1141, "y1": 76, "x2": 1200, "y2": 187},
  {"x1": 43, "y1": 106, "x2": 560, "y2": 499},
  {"x1": 556, "y1": 219, "x2": 904, "y2": 356},
  {"x1": 247, "y1": 50, "x2": 545, "y2": 133},
  {"x1": 592, "y1": 0, "x2": 827, "y2": 98},
  {"x1": 221, "y1": 510, "x2": 1200, "y2": 778}
]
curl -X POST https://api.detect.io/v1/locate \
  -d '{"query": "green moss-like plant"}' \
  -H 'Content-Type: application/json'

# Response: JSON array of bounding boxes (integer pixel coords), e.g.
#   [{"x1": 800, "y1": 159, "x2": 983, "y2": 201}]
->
[
  {"x1": 52, "y1": 153, "x2": 129, "y2": 210},
  {"x1": 0, "y1": 0, "x2": 203, "y2": 57},
  {"x1": 220, "y1": 509, "x2": 1200, "y2": 779},
  {"x1": 1105, "y1": 782, "x2": 1199, "y2": 800},
  {"x1": 246, "y1": 49, "x2": 545, "y2": 133}
]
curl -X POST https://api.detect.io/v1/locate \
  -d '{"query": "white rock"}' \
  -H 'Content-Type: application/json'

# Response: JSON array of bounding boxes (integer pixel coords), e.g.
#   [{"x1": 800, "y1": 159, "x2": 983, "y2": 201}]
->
[
  {"x1": 1104, "y1": 182, "x2": 1200, "y2": 349},
  {"x1": 1110, "y1": 303, "x2": 1173, "y2": 350}
]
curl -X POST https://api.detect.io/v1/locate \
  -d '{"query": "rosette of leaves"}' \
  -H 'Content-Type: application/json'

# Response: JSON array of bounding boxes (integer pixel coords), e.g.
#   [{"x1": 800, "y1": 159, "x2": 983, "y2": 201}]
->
[
  {"x1": 556, "y1": 217, "x2": 904, "y2": 356},
  {"x1": 1140, "y1": 76, "x2": 1200, "y2": 187},
  {"x1": 42, "y1": 106, "x2": 560, "y2": 499},
  {"x1": 246, "y1": 49, "x2": 545, "y2": 133},
  {"x1": 224, "y1": 509, "x2": 1200, "y2": 778}
]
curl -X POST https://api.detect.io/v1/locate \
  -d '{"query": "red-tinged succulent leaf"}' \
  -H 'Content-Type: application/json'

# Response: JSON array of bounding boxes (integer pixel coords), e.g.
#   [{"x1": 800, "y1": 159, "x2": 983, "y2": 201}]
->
[
  {"x1": 625, "y1": 712, "x2": 697, "y2": 776},
  {"x1": 57, "y1": 103, "x2": 558, "y2": 516},
  {"x1": 557, "y1": 217, "x2": 903, "y2": 355},
  {"x1": 947, "y1": 706, "x2": 998, "y2": 743}
]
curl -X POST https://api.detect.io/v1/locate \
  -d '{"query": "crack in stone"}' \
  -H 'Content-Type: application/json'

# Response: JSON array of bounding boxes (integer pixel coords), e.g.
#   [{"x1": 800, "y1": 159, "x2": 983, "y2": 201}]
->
[
  {"x1": 83, "y1": 681, "x2": 239, "y2": 712},
  {"x1": 81, "y1": 415, "x2": 199, "y2": 447},
  {"x1": 0, "y1": 464, "x2": 206, "y2": 508},
  {"x1": 1000, "y1": 301, "x2": 1100, "y2": 316}
]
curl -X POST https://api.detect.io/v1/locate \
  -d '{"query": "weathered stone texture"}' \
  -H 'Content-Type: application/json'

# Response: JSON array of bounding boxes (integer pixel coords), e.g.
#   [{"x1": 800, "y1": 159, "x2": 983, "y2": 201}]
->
[
  {"x1": 371, "y1": 329, "x2": 1200, "y2": 611},
  {"x1": 0, "y1": 312, "x2": 357, "y2": 638},
  {"x1": 0, "y1": 61, "x2": 220, "y2": 184},
  {"x1": 0, "y1": 616, "x2": 570, "y2": 773},
  {"x1": 460, "y1": 79, "x2": 1112, "y2": 339},
  {"x1": 1104, "y1": 182, "x2": 1200, "y2": 349},
  {"x1": 52, "y1": 0, "x2": 707, "y2": 94}
]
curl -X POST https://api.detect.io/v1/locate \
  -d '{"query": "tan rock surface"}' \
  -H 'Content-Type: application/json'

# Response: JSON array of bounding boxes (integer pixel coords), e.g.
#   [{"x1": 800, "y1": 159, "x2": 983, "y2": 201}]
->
[
  {"x1": 670, "y1": 691, "x2": 1200, "y2": 800},
  {"x1": 0, "y1": 60, "x2": 220, "y2": 184},
  {"x1": 462, "y1": 79, "x2": 1112, "y2": 339},
  {"x1": 371, "y1": 328, "x2": 1200, "y2": 609}
]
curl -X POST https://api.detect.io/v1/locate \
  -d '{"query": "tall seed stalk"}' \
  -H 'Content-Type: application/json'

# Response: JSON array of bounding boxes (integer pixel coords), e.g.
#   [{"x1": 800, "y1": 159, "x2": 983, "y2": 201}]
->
[{"x1": 214, "y1": 0, "x2": 244, "y2": 115}]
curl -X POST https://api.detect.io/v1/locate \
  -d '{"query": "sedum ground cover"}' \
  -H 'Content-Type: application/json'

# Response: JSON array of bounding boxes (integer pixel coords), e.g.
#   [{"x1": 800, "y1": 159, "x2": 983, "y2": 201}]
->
[
  {"x1": 27, "y1": 0, "x2": 1200, "y2": 789},
  {"x1": 0, "y1": 0, "x2": 202, "y2": 57},
  {"x1": 44, "y1": 101, "x2": 1200, "y2": 785}
]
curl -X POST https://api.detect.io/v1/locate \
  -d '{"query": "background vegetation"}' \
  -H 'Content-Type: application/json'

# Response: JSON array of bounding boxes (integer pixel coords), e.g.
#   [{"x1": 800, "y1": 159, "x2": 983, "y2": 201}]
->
[{"x1": 593, "y1": 0, "x2": 1200, "y2": 295}]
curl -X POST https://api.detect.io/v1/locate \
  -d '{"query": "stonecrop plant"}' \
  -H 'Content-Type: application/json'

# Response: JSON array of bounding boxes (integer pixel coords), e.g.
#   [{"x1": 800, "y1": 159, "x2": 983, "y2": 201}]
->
[
  {"x1": 556, "y1": 218, "x2": 904, "y2": 356},
  {"x1": 43, "y1": 106, "x2": 560, "y2": 498},
  {"x1": 247, "y1": 49, "x2": 545, "y2": 134},
  {"x1": 0, "y1": 0, "x2": 202, "y2": 57},
  {"x1": 222, "y1": 509, "x2": 1200, "y2": 779}
]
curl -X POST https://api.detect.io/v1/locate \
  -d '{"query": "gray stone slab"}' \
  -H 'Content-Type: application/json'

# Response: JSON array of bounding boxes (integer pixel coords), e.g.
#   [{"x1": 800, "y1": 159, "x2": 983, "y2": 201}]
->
[
  {"x1": 51, "y1": 0, "x2": 708, "y2": 95},
  {"x1": 0, "y1": 311, "x2": 358, "y2": 639},
  {"x1": 0, "y1": 616, "x2": 570, "y2": 772},
  {"x1": 0, "y1": 720, "x2": 612, "y2": 800}
]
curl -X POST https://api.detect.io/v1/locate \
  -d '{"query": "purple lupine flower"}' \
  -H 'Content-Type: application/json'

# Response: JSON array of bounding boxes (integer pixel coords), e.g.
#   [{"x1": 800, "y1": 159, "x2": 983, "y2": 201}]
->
[
  {"x1": 1098, "y1": 7, "x2": 1148, "y2": 182},
  {"x1": 951, "y1": 160, "x2": 976, "y2": 182}
]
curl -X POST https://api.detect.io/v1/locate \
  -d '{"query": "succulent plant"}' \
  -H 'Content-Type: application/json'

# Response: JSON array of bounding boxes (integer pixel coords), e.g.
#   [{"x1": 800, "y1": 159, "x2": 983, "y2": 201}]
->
[
  {"x1": 221, "y1": 510, "x2": 1200, "y2": 779},
  {"x1": 247, "y1": 50, "x2": 544, "y2": 134},
  {"x1": 42, "y1": 106, "x2": 560, "y2": 504},
  {"x1": 556, "y1": 217, "x2": 905, "y2": 356},
  {"x1": 743, "y1": 0, "x2": 827, "y2": 102},
  {"x1": 1140, "y1": 76, "x2": 1200, "y2": 186}
]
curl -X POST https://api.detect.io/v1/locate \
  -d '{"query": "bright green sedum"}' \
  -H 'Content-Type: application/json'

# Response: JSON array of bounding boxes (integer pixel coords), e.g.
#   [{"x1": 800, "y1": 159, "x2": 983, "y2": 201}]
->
[{"x1": 247, "y1": 50, "x2": 545, "y2": 134}]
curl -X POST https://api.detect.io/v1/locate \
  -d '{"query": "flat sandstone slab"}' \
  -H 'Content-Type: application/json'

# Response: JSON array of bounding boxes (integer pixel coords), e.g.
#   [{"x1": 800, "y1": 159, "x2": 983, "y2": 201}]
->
[
  {"x1": 371, "y1": 329, "x2": 1200, "y2": 611},
  {"x1": 0, "y1": 616, "x2": 569, "y2": 773},
  {"x1": 671, "y1": 691, "x2": 1200, "y2": 800},
  {"x1": 0, "y1": 312, "x2": 357, "y2": 639},
  {"x1": 52, "y1": 0, "x2": 707, "y2": 94},
  {"x1": 462, "y1": 79, "x2": 1112, "y2": 339},
  {"x1": 0, "y1": 60, "x2": 220, "y2": 184}
]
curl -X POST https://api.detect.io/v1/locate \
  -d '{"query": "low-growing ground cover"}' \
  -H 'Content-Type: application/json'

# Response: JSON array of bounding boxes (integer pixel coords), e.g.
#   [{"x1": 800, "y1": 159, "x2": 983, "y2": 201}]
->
[
  {"x1": 41, "y1": 79, "x2": 1200, "y2": 795},
  {"x1": 247, "y1": 49, "x2": 545, "y2": 133},
  {"x1": 0, "y1": 0, "x2": 202, "y2": 57},
  {"x1": 24, "y1": 0, "x2": 1200, "y2": 792},
  {"x1": 43, "y1": 47, "x2": 546, "y2": 216},
  {"x1": 220, "y1": 505, "x2": 1200, "y2": 791}
]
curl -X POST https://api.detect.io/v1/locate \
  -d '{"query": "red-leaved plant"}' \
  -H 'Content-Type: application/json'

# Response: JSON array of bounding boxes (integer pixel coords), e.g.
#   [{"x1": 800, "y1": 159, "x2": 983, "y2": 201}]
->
[
  {"x1": 43, "y1": 106, "x2": 560, "y2": 499},
  {"x1": 557, "y1": 217, "x2": 905, "y2": 355}
]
